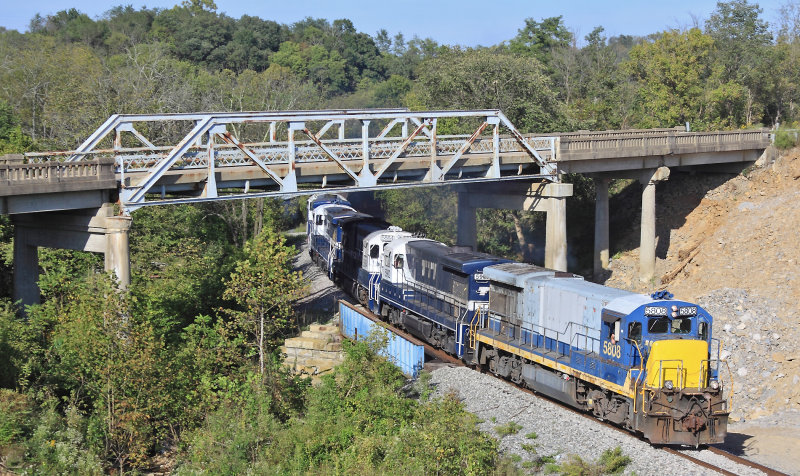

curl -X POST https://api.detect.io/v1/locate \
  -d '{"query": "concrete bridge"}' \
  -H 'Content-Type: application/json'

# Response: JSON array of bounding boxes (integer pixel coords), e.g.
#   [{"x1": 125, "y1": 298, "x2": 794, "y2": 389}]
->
[{"x1": 0, "y1": 109, "x2": 772, "y2": 308}]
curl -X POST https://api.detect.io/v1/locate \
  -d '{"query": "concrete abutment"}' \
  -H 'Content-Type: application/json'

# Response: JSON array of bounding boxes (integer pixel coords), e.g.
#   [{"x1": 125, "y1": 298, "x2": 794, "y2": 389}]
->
[{"x1": 11, "y1": 203, "x2": 131, "y2": 308}]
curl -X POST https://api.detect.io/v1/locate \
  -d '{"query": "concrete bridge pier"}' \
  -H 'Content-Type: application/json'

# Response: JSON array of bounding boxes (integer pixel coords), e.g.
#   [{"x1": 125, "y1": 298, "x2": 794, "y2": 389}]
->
[
  {"x1": 639, "y1": 167, "x2": 670, "y2": 283},
  {"x1": 591, "y1": 167, "x2": 670, "y2": 283},
  {"x1": 11, "y1": 204, "x2": 131, "y2": 309},
  {"x1": 456, "y1": 191, "x2": 478, "y2": 251},
  {"x1": 593, "y1": 177, "x2": 611, "y2": 280},
  {"x1": 456, "y1": 182, "x2": 573, "y2": 271}
]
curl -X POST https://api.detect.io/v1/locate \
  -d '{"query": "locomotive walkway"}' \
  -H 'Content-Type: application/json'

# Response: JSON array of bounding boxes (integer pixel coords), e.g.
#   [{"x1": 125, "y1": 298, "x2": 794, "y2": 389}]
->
[{"x1": 0, "y1": 109, "x2": 772, "y2": 308}]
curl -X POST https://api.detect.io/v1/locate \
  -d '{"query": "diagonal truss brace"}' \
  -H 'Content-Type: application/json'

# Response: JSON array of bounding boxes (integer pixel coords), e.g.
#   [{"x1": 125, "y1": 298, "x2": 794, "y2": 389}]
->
[
  {"x1": 216, "y1": 130, "x2": 285, "y2": 188},
  {"x1": 435, "y1": 121, "x2": 489, "y2": 181},
  {"x1": 373, "y1": 119, "x2": 432, "y2": 180},
  {"x1": 302, "y1": 126, "x2": 360, "y2": 183}
]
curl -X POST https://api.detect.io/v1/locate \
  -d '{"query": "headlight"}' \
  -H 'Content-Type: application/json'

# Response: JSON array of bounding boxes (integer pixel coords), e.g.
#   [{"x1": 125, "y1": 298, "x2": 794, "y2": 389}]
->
[
  {"x1": 710, "y1": 379, "x2": 720, "y2": 390},
  {"x1": 664, "y1": 380, "x2": 674, "y2": 390}
]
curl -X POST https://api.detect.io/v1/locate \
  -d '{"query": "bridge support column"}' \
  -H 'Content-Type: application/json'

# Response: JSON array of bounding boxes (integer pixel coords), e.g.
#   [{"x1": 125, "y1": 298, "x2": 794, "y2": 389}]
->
[
  {"x1": 544, "y1": 184, "x2": 569, "y2": 271},
  {"x1": 593, "y1": 177, "x2": 610, "y2": 280},
  {"x1": 456, "y1": 181, "x2": 572, "y2": 271},
  {"x1": 639, "y1": 167, "x2": 670, "y2": 283},
  {"x1": 457, "y1": 192, "x2": 477, "y2": 251},
  {"x1": 105, "y1": 215, "x2": 132, "y2": 289},
  {"x1": 12, "y1": 226, "x2": 40, "y2": 309},
  {"x1": 11, "y1": 204, "x2": 132, "y2": 309}
]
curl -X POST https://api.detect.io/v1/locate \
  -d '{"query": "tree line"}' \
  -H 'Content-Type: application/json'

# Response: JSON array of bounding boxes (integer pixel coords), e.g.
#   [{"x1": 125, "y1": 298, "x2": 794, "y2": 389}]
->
[{"x1": 3, "y1": 0, "x2": 800, "y2": 154}]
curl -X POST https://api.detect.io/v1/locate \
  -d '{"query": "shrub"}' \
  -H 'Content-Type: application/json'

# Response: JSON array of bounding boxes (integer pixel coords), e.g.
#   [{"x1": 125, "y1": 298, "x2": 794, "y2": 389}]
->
[
  {"x1": 555, "y1": 446, "x2": 631, "y2": 476},
  {"x1": 774, "y1": 128, "x2": 799, "y2": 149},
  {"x1": 0, "y1": 390, "x2": 30, "y2": 446},
  {"x1": 495, "y1": 421, "x2": 523, "y2": 437}
]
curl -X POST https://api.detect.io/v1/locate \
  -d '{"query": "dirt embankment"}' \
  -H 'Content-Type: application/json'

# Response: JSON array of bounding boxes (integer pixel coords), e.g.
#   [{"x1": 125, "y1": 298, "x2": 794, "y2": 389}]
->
[{"x1": 603, "y1": 147, "x2": 800, "y2": 471}]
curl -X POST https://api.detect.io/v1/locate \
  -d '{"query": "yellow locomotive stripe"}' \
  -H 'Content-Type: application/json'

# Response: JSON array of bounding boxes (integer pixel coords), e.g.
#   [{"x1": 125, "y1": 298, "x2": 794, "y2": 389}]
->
[{"x1": 476, "y1": 334, "x2": 636, "y2": 399}]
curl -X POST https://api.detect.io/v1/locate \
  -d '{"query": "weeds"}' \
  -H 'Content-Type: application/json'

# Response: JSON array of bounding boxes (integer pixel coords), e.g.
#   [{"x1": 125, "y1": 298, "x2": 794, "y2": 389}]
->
[{"x1": 494, "y1": 421, "x2": 523, "y2": 437}]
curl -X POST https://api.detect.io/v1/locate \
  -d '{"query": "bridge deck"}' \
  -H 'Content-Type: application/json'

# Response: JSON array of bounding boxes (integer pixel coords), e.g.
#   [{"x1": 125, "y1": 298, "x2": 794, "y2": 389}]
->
[{"x1": 0, "y1": 109, "x2": 772, "y2": 213}]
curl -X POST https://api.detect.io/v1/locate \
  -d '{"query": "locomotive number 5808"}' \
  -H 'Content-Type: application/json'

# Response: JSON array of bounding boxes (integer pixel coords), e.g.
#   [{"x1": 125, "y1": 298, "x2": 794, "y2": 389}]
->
[{"x1": 603, "y1": 341, "x2": 621, "y2": 358}]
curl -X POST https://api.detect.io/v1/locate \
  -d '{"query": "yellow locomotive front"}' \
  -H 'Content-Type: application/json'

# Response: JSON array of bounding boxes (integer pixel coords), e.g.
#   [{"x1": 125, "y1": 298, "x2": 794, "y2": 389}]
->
[{"x1": 631, "y1": 303, "x2": 731, "y2": 446}]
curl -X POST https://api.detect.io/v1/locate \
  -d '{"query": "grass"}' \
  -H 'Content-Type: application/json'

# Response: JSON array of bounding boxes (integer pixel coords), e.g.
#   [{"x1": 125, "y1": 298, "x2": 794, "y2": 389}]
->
[
  {"x1": 554, "y1": 447, "x2": 631, "y2": 476},
  {"x1": 494, "y1": 421, "x2": 523, "y2": 437}
]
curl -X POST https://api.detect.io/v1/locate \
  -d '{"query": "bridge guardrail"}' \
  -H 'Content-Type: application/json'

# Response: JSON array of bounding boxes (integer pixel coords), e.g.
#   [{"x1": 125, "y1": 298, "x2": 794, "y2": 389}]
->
[
  {"x1": 0, "y1": 157, "x2": 116, "y2": 196},
  {"x1": 558, "y1": 129, "x2": 770, "y2": 161}
]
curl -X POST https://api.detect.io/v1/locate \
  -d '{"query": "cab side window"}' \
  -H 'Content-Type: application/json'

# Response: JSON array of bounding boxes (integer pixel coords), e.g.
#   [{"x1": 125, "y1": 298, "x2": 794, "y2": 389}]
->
[
  {"x1": 394, "y1": 254, "x2": 404, "y2": 269},
  {"x1": 699, "y1": 321, "x2": 708, "y2": 341},
  {"x1": 315, "y1": 215, "x2": 323, "y2": 225},
  {"x1": 370, "y1": 245, "x2": 379, "y2": 259},
  {"x1": 628, "y1": 322, "x2": 642, "y2": 343}
]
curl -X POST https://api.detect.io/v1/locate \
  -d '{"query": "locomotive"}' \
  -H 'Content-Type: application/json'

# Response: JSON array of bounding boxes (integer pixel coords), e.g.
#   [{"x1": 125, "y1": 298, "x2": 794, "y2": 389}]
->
[{"x1": 306, "y1": 193, "x2": 730, "y2": 446}]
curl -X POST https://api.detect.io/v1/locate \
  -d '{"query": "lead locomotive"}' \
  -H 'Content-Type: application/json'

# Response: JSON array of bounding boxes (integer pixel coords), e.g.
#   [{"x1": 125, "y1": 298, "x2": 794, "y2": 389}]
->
[{"x1": 307, "y1": 193, "x2": 730, "y2": 446}]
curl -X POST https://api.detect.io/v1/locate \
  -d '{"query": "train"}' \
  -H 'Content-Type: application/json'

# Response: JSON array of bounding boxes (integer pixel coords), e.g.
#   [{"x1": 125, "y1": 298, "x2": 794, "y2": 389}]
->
[{"x1": 306, "y1": 193, "x2": 730, "y2": 446}]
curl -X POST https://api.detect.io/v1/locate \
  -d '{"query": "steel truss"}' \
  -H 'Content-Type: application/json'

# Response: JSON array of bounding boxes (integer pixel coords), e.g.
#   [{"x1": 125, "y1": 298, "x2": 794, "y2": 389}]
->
[{"x1": 27, "y1": 109, "x2": 559, "y2": 212}]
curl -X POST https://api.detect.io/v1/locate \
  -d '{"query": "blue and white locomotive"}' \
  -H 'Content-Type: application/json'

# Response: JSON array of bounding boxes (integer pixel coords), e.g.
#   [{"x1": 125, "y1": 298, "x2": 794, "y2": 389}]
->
[{"x1": 305, "y1": 193, "x2": 730, "y2": 446}]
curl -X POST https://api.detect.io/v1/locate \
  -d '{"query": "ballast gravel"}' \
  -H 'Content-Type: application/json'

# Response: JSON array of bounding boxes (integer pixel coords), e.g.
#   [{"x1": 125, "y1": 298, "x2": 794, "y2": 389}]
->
[{"x1": 429, "y1": 366, "x2": 767, "y2": 475}]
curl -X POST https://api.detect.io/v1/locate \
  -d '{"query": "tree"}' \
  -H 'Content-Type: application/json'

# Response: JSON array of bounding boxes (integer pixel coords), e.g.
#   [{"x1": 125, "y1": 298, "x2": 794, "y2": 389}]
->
[
  {"x1": 508, "y1": 16, "x2": 572, "y2": 68},
  {"x1": 624, "y1": 29, "x2": 716, "y2": 128},
  {"x1": 0, "y1": 100, "x2": 34, "y2": 154},
  {"x1": 222, "y1": 231, "x2": 307, "y2": 375},
  {"x1": 705, "y1": 0, "x2": 774, "y2": 125},
  {"x1": 415, "y1": 48, "x2": 567, "y2": 133}
]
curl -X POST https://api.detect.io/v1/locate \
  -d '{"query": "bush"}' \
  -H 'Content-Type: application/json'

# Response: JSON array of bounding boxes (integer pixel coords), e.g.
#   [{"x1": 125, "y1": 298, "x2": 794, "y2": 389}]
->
[
  {"x1": 25, "y1": 404, "x2": 104, "y2": 475},
  {"x1": 774, "y1": 129, "x2": 799, "y2": 149},
  {"x1": 495, "y1": 421, "x2": 523, "y2": 437},
  {"x1": 555, "y1": 446, "x2": 631, "y2": 476},
  {"x1": 177, "y1": 337, "x2": 502, "y2": 475},
  {"x1": 0, "y1": 389, "x2": 31, "y2": 470}
]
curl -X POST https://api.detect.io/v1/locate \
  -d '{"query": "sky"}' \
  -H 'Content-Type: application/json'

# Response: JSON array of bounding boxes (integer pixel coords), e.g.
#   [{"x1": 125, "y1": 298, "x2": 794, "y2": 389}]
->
[{"x1": 0, "y1": 0, "x2": 790, "y2": 46}]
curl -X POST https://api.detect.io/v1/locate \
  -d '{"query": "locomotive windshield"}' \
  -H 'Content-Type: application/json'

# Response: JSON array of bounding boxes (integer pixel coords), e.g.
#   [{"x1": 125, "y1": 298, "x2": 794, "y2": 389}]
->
[{"x1": 647, "y1": 316, "x2": 693, "y2": 334}]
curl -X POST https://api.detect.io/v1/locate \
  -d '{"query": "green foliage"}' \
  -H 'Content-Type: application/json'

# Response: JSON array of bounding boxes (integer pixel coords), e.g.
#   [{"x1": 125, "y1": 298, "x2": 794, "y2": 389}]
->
[
  {"x1": 222, "y1": 230, "x2": 308, "y2": 373},
  {"x1": 555, "y1": 447, "x2": 631, "y2": 476},
  {"x1": 625, "y1": 28, "x2": 716, "y2": 129},
  {"x1": 0, "y1": 389, "x2": 31, "y2": 446},
  {"x1": 508, "y1": 16, "x2": 572, "y2": 68},
  {"x1": 377, "y1": 187, "x2": 457, "y2": 244},
  {"x1": 774, "y1": 126, "x2": 799, "y2": 149},
  {"x1": 415, "y1": 48, "x2": 568, "y2": 133},
  {"x1": 494, "y1": 421, "x2": 523, "y2": 437},
  {"x1": 598, "y1": 447, "x2": 631, "y2": 474},
  {"x1": 525, "y1": 431, "x2": 538, "y2": 439},
  {"x1": 24, "y1": 404, "x2": 104, "y2": 475},
  {"x1": 178, "y1": 337, "x2": 499, "y2": 475},
  {"x1": 410, "y1": 369, "x2": 434, "y2": 401},
  {"x1": 0, "y1": 100, "x2": 35, "y2": 154}
]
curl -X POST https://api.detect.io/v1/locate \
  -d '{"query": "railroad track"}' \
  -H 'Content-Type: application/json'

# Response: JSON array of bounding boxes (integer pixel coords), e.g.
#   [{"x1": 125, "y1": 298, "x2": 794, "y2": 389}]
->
[{"x1": 347, "y1": 301, "x2": 786, "y2": 476}]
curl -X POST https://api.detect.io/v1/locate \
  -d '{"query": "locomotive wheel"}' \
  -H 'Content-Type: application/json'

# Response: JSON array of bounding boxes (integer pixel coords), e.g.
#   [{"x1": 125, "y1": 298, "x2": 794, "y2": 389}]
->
[{"x1": 357, "y1": 286, "x2": 369, "y2": 307}]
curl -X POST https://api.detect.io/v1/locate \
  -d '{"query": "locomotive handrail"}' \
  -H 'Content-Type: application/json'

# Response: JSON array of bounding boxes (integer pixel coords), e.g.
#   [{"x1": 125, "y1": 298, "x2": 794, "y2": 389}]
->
[
  {"x1": 627, "y1": 339, "x2": 646, "y2": 415},
  {"x1": 655, "y1": 359, "x2": 685, "y2": 389},
  {"x1": 468, "y1": 308, "x2": 482, "y2": 350},
  {"x1": 710, "y1": 337, "x2": 722, "y2": 377}
]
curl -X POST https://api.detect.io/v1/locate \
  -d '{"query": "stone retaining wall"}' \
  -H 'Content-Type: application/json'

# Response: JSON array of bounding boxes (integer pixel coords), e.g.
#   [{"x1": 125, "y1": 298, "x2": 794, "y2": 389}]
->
[{"x1": 282, "y1": 324, "x2": 344, "y2": 384}]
